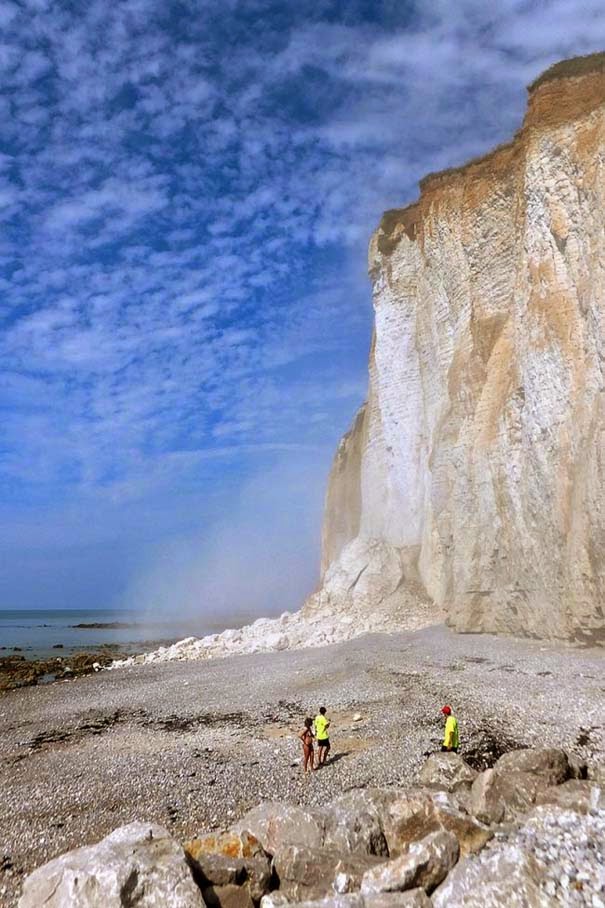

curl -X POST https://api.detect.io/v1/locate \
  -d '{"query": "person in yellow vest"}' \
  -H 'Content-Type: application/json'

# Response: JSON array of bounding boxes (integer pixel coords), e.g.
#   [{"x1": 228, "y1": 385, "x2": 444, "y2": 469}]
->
[
  {"x1": 314, "y1": 706, "x2": 331, "y2": 766},
  {"x1": 440, "y1": 705, "x2": 459, "y2": 753}
]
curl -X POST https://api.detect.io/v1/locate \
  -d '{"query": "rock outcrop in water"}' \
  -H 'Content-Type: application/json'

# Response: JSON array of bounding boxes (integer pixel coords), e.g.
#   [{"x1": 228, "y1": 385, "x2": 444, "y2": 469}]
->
[{"x1": 308, "y1": 53, "x2": 605, "y2": 644}]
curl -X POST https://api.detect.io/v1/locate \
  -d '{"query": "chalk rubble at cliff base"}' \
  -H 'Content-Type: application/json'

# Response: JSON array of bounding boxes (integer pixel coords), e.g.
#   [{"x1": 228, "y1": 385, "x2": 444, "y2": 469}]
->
[
  {"x1": 17, "y1": 748, "x2": 605, "y2": 907},
  {"x1": 108, "y1": 603, "x2": 436, "y2": 669}
]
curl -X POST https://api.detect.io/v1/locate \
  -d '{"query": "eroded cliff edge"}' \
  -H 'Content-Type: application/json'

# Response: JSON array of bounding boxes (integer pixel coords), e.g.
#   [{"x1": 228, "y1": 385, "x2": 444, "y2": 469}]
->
[{"x1": 306, "y1": 53, "x2": 605, "y2": 643}]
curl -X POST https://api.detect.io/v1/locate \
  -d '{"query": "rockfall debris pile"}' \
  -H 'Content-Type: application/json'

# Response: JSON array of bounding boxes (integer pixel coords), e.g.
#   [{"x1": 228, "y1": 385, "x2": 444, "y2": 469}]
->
[
  {"x1": 108, "y1": 605, "x2": 435, "y2": 670},
  {"x1": 18, "y1": 747, "x2": 605, "y2": 907}
]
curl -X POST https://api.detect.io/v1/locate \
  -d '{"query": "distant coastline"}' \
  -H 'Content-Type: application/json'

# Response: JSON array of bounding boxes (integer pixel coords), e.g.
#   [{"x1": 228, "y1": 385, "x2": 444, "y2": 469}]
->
[
  {"x1": 70, "y1": 621, "x2": 138, "y2": 629},
  {"x1": 0, "y1": 608, "x2": 184, "y2": 692},
  {"x1": 0, "y1": 606, "x2": 259, "y2": 692},
  {"x1": 0, "y1": 608, "x2": 259, "y2": 662},
  {"x1": 0, "y1": 609, "x2": 182, "y2": 661}
]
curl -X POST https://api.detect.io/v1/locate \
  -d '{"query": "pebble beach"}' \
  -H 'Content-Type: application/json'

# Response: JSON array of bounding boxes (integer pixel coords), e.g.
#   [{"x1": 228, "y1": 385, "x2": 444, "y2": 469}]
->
[{"x1": 1, "y1": 623, "x2": 604, "y2": 907}]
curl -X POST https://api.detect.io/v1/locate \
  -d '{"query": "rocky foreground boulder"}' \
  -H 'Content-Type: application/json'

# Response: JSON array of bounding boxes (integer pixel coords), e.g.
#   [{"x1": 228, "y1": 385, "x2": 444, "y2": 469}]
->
[
  {"x1": 18, "y1": 822, "x2": 205, "y2": 907},
  {"x1": 272, "y1": 845, "x2": 382, "y2": 901},
  {"x1": 418, "y1": 753, "x2": 477, "y2": 794},
  {"x1": 232, "y1": 804, "x2": 324, "y2": 855},
  {"x1": 184, "y1": 831, "x2": 273, "y2": 908},
  {"x1": 323, "y1": 794, "x2": 389, "y2": 858},
  {"x1": 360, "y1": 831, "x2": 459, "y2": 896},
  {"x1": 432, "y1": 805, "x2": 605, "y2": 907},
  {"x1": 469, "y1": 746, "x2": 575, "y2": 825},
  {"x1": 17, "y1": 748, "x2": 605, "y2": 908}
]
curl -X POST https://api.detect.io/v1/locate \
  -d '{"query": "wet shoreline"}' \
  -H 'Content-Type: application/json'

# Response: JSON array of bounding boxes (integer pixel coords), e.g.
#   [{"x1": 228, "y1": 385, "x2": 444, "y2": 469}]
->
[
  {"x1": 0, "y1": 649, "x2": 125, "y2": 691},
  {"x1": 0, "y1": 640, "x2": 177, "y2": 690}
]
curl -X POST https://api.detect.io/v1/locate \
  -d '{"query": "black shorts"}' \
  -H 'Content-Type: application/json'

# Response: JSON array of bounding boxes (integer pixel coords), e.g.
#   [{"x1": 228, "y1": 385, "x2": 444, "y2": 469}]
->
[
  {"x1": 441, "y1": 745, "x2": 458, "y2": 753},
  {"x1": 317, "y1": 738, "x2": 330, "y2": 749}
]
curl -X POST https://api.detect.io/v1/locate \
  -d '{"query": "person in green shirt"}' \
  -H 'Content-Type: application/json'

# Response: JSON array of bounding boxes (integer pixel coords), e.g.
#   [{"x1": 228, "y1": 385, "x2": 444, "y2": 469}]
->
[
  {"x1": 440, "y1": 705, "x2": 459, "y2": 753},
  {"x1": 314, "y1": 706, "x2": 331, "y2": 766}
]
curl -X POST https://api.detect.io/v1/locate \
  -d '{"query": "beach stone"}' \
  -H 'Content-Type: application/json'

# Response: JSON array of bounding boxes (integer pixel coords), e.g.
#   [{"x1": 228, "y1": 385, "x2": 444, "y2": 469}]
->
[
  {"x1": 431, "y1": 844, "x2": 543, "y2": 907},
  {"x1": 566, "y1": 752, "x2": 587, "y2": 780},
  {"x1": 493, "y1": 772, "x2": 544, "y2": 818},
  {"x1": 493, "y1": 748, "x2": 571, "y2": 786},
  {"x1": 18, "y1": 822, "x2": 204, "y2": 908},
  {"x1": 187, "y1": 852, "x2": 246, "y2": 886},
  {"x1": 470, "y1": 770, "x2": 504, "y2": 825},
  {"x1": 185, "y1": 851, "x2": 271, "y2": 902},
  {"x1": 282, "y1": 895, "x2": 431, "y2": 908},
  {"x1": 361, "y1": 830, "x2": 459, "y2": 895},
  {"x1": 534, "y1": 779, "x2": 605, "y2": 814},
  {"x1": 418, "y1": 753, "x2": 477, "y2": 793},
  {"x1": 588, "y1": 762, "x2": 605, "y2": 785},
  {"x1": 334, "y1": 871, "x2": 356, "y2": 894},
  {"x1": 383, "y1": 789, "x2": 492, "y2": 858},
  {"x1": 263, "y1": 634, "x2": 290, "y2": 651},
  {"x1": 470, "y1": 758, "x2": 567, "y2": 824},
  {"x1": 278, "y1": 897, "x2": 364, "y2": 908},
  {"x1": 374, "y1": 790, "x2": 436, "y2": 852},
  {"x1": 272, "y1": 845, "x2": 381, "y2": 901},
  {"x1": 324, "y1": 792, "x2": 389, "y2": 857},
  {"x1": 433, "y1": 804, "x2": 605, "y2": 907},
  {"x1": 185, "y1": 831, "x2": 266, "y2": 860},
  {"x1": 364, "y1": 892, "x2": 432, "y2": 908},
  {"x1": 446, "y1": 786, "x2": 472, "y2": 816},
  {"x1": 203, "y1": 883, "x2": 255, "y2": 908},
  {"x1": 259, "y1": 894, "x2": 290, "y2": 908},
  {"x1": 185, "y1": 833, "x2": 271, "y2": 901},
  {"x1": 234, "y1": 804, "x2": 324, "y2": 856}
]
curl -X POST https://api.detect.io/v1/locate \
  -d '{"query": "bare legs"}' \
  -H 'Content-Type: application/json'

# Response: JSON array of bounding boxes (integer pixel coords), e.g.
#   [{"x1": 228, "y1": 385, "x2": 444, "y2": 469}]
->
[
  {"x1": 316, "y1": 742, "x2": 330, "y2": 767},
  {"x1": 303, "y1": 745, "x2": 315, "y2": 772}
]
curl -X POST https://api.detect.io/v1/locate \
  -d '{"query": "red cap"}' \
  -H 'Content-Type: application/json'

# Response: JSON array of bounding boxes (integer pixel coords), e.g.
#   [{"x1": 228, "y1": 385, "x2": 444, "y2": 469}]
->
[{"x1": 441, "y1": 705, "x2": 452, "y2": 715}]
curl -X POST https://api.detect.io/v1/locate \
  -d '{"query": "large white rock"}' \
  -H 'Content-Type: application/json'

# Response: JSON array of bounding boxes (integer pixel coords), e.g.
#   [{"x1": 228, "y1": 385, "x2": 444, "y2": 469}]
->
[
  {"x1": 323, "y1": 791, "x2": 389, "y2": 857},
  {"x1": 418, "y1": 753, "x2": 477, "y2": 793},
  {"x1": 281, "y1": 895, "x2": 431, "y2": 908},
  {"x1": 18, "y1": 822, "x2": 204, "y2": 907},
  {"x1": 233, "y1": 803, "x2": 324, "y2": 856},
  {"x1": 431, "y1": 843, "x2": 545, "y2": 908},
  {"x1": 432, "y1": 805, "x2": 605, "y2": 907},
  {"x1": 308, "y1": 54, "x2": 605, "y2": 643},
  {"x1": 360, "y1": 830, "x2": 459, "y2": 895}
]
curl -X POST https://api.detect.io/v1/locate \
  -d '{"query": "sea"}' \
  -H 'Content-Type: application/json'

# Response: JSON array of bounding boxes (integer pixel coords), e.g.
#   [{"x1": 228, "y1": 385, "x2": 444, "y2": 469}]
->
[{"x1": 0, "y1": 608, "x2": 218, "y2": 661}]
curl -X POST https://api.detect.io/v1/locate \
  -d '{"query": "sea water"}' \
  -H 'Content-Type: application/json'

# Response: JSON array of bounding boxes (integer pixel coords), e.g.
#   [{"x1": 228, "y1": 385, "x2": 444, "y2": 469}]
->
[{"x1": 0, "y1": 609, "x2": 213, "y2": 660}]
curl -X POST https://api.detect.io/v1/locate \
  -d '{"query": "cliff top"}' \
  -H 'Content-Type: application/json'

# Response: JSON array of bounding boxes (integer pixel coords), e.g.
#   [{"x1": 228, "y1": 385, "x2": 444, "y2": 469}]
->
[
  {"x1": 420, "y1": 51, "x2": 605, "y2": 191},
  {"x1": 528, "y1": 50, "x2": 605, "y2": 92},
  {"x1": 374, "y1": 51, "x2": 605, "y2": 255}
]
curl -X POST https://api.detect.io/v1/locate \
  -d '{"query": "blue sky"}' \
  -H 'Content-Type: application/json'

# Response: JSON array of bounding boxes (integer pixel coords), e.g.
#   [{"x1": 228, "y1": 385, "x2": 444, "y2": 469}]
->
[{"x1": 2, "y1": 0, "x2": 605, "y2": 618}]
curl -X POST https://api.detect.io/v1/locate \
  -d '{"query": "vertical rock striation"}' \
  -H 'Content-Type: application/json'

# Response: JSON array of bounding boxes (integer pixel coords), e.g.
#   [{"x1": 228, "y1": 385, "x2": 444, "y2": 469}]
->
[{"x1": 307, "y1": 53, "x2": 605, "y2": 643}]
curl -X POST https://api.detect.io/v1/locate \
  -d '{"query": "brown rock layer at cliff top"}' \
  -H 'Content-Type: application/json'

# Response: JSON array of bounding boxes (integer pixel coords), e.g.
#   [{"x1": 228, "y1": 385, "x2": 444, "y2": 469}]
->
[{"x1": 307, "y1": 52, "x2": 605, "y2": 643}]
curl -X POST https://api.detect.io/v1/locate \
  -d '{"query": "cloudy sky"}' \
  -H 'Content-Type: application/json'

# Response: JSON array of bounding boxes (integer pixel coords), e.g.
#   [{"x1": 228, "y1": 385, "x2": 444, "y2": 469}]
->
[{"x1": 2, "y1": 0, "x2": 605, "y2": 619}]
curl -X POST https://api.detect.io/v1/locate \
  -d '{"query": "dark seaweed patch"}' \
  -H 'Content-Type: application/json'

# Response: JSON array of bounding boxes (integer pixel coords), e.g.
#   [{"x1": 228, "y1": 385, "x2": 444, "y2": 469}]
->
[{"x1": 463, "y1": 729, "x2": 528, "y2": 772}]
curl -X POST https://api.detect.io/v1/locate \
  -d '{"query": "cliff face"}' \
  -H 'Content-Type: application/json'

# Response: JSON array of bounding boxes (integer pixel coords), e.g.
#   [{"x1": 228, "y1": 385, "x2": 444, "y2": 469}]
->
[{"x1": 306, "y1": 54, "x2": 605, "y2": 643}]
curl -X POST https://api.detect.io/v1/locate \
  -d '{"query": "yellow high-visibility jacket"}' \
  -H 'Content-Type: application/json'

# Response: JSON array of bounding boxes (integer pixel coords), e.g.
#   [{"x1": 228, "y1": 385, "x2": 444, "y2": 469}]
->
[
  {"x1": 314, "y1": 715, "x2": 330, "y2": 741},
  {"x1": 443, "y1": 715, "x2": 459, "y2": 750}
]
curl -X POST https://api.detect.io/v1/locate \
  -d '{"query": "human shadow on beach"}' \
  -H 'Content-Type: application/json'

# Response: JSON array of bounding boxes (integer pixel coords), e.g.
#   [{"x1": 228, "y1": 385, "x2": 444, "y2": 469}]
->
[{"x1": 321, "y1": 751, "x2": 351, "y2": 766}]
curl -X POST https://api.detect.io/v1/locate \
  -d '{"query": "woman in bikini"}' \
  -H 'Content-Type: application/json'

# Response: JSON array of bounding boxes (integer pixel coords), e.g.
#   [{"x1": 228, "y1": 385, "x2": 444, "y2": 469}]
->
[{"x1": 299, "y1": 717, "x2": 315, "y2": 772}]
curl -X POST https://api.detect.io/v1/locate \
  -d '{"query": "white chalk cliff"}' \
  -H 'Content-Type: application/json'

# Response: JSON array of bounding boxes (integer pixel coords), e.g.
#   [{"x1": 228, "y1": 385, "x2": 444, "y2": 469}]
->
[{"x1": 305, "y1": 53, "x2": 605, "y2": 644}]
